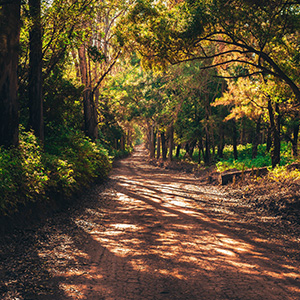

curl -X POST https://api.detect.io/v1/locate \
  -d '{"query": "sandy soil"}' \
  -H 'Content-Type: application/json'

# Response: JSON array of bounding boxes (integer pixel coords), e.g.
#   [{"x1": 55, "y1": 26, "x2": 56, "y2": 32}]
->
[{"x1": 1, "y1": 145, "x2": 300, "y2": 299}]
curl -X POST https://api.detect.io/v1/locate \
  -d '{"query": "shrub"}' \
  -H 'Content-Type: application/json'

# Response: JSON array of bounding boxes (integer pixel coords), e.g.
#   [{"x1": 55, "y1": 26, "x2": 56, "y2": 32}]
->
[{"x1": 0, "y1": 127, "x2": 111, "y2": 216}]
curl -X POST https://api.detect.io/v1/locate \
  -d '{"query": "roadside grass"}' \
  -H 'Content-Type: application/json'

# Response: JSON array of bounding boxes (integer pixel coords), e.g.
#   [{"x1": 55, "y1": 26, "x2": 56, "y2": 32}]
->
[
  {"x1": 216, "y1": 143, "x2": 295, "y2": 172},
  {"x1": 172, "y1": 142, "x2": 300, "y2": 182}
]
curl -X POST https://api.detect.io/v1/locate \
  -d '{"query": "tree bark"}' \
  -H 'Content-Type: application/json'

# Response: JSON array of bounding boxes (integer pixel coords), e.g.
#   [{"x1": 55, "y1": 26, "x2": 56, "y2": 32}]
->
[
  {"x1": 252, "y1": 116, "x2": 261, "y2": 159},
  {"x1": 28, "y1": 0, "x2": 44, "y2": 141},
  {"x1": 266, "y1": 127, "x2": 272, "y2": 153},
  {"x1": 204, "y1": 94, "x2": 211, "y2": 164},
  {"x1": 149, "y1": 124, "x2": 155, "y2": 158},
  {"x1": 161, "y1": 132, "x2": 167, "y2": 160},
  {"x1": 78, "y1": 45, "x2": 98, "y2": 140},
  {"x1": 175, "y1": 144, "x2": 181, "y2": 158},
  {"x1": 198, "y1": 139, "x2": 202, "y2": 164},
  {"x1": 232, "y1": 120, "x2": 238, "y2": 160},
  {"x1": 156, "y1": 134, "x2": 161, "y2": 159},
  {"x1": 0, "y1": 0, "x2": 21, "y2": 147},
  {"x1": 168, "y1": 125, "x2": 174, "y2": 161},
  {"x1": 292, "y1": 122, "x2": 299, "y2": 157},
  {"x1": 217, "y1": 125, "x2": 224, "y2": 158},
  {"x1": 188, "y1": 140, "x2": 196, "y2": 159},
  {"x1": 268, "y1": 99, "x2": 281, "y2": 167},
  {"x1": 120, "y1": 135, "x2": 125, "y2": 151}
]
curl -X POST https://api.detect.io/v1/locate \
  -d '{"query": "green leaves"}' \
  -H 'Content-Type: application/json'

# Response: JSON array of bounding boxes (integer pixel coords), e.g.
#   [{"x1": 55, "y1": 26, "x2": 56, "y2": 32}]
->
[
  {"x1": 0, "y1": 127, "x2": 111, "y2": 217},
  {"x1": 87, "y1": 45, "x2": 106, "y2": 63}
]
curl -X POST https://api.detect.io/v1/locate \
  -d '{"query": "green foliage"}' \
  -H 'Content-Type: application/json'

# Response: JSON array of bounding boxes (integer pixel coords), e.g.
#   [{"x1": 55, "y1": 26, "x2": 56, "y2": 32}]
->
[
  {"x1": 216, "y1": 143, "x2": 295, "y2": 172},
  {"x1": 44, "y1": 67, "x2": 84, "y2": 130},
  {"x1": 0, "y1": 127, "x2": 111, "y2": 216},
  {"x1": 268, "y1": 165, "x2": 300, "y2": 183},
  {"x1": 110, "y1": 147, "x2": 133, "y2": 159}
]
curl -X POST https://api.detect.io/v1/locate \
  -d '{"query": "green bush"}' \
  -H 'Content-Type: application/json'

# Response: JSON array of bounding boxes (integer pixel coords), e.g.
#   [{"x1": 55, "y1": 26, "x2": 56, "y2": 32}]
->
[
  {"x1": 0, "y1": 127, "x2": 111, "y2": 216},
  {"x1": 216, "y1": 143, "x2": 295, "y2": 172}
]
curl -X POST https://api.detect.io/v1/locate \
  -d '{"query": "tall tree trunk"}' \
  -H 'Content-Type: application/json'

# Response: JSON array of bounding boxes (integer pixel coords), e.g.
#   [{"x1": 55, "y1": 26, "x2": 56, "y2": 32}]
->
[
  {"x1": 149, "y1": 124, "x2": 155, "y2": 158},
  {"x1": 204, "y1": 94, "x2": 211, "y2": 164},
  {"x1": 199, "y1": 137, "x2": 205, "y2": 162},
  {"x1": 0, "y1": 1, "x2": 21, "y2": 147},
  {"x1": 78, "y1": 45, "x2": 98, "y2": 140},
  {"x1": 168, "y1": 125, "x2": 174, "y2": 161},
  {"x1": 161, "y1": 132, "x2": 167, "y2": 160},
  {"x1": 204, "y1": 132, "x2": 211, "y2": 164},
  {"x1": 252, "y1": 116, "x2": 261, "y2": 159},
  {"x1": 120, "y1": 135, "x2": 125, "y2": 151},
  {"x1": 217, "y1": 125, "x2": 224, "y2": 158},
  {"x1": 188, "y1": 140, "x2": 196, "y2": 159},
  {"x1": 232, "y1": 120, "x2": 238, "y2": 160},
  {"x1": 292, "y1": 122, "x2": 299, "y2": 157},
  {"x1": 175, "y1": 144, "x2": 181, "y2": 158},
  {"x1": 28, "y1": 0, "x2": 43, "y2": 141},
  {"x1": 266, "y1": 127, "x2": 272, "y2": 153},
  {"x1": 71, "y1": 50, "x2": 80, "y2": 78},
  {"x1": 268, "y1": 99, "x2": 281, "y2": 167},
  {"x1": 157, "y1": 134, "x2": 161, "y2": 159},
  {"x1": 198, "y1": 139, "x2": 202, "y2": 164}
]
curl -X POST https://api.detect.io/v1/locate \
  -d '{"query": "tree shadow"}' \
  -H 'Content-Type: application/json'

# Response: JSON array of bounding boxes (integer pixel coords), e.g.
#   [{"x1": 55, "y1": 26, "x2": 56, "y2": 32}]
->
[
  {"x1": 2, "y1": 146, "x2": 299, "y2": 299},
  {"x1": 36, "y1": 178, "x2": 300, "y2": 299}
]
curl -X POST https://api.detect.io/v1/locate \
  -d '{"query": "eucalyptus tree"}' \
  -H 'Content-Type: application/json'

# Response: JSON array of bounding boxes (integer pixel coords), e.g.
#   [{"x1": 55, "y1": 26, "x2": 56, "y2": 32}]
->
[
  {"x1": 68, "y1": 0, "x2": 134, "y2": 140},
  {"x1": 0, "y1": 0, "x2": 21, "y2": 147},
  {"x1": 28, "y1": 0, "x2": 43, "y2": 141}
]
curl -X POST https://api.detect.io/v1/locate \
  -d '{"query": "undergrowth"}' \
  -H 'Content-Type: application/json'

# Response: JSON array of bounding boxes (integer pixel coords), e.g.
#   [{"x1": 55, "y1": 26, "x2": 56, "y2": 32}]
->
[
  {"x1": 173, "y1": 142, "x2": 299, "y2": 181},
  {"x1": 216, "y1": 143, "x2": 295, "y2": 172},
  {"x1": 0, "y1": 127, "x2": 112, "y2": 216}
]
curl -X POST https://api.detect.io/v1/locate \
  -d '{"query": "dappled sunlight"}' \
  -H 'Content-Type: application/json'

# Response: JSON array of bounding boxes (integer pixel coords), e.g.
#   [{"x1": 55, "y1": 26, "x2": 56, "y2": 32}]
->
[{"x1": 37, "y1": 147, "x2": 300, "y2": 299}]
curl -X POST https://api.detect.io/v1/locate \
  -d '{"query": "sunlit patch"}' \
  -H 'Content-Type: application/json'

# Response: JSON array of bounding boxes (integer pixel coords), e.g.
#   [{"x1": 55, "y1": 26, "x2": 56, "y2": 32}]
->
[
  {"x1": 166, "y1": 199, "x2": 189, "y2": 207},
  {"x1": 59, "y1": 283, "x2": 85, "y2": 299},
  {"x1": 180, "y1": 209, "x2": 203, "y2": 217},
  {"x1": 283, "y1": 272, "x2": 300, "y2": 279},
  {"x1": 228, "y1": 260, "x2": 259, "y2": 273},
  {"x1": 110, "y1": 247, "x2": 131, "y2": 256},
  {"x1": 263, "y1": 270, "x2": 286, "y2": 279},
  {"x1": 219, "y1": 237, "x2": 241, "y2": 245},
  {"x1": 115, "y1": 192, "x2": 132, "y2": 200},
  {"x1": 215, "y1": 248, "x2": 236, "y2": 257},
  {"x1": 110, "y1": 223, "x2": 141, "y2": 231},
  {"x1": 159, "y1": 210, "x2": 179, "y2": 217},
  {"x1": 287, "y1": 285, "x2": 300, "y2": 293},
  {"x1": 283, "y1": 264, "x2": 299, "y2": 271}
]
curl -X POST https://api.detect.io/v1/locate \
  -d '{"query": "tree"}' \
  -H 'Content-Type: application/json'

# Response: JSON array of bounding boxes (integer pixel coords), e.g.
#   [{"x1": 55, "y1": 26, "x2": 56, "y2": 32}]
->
[
  {"x1": 119, "y1": 0, "x2": 300, "y2": 166},
  {"x1": 71, "y1": 1, "x2": 125, "y2": 140},
  {"x1": 28, "y1": 0, "x2": 43, "y2": 141},
  {"x1": 0, "y1": 0, "x2": 21, "y2": 147},
  {"x1": 213, "y1": 77, "x2": 266, "y2": 158}
]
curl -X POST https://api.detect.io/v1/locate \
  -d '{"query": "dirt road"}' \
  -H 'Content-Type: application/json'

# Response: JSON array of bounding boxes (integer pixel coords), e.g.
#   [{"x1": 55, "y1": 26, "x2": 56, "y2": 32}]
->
[{"x1": 1, "y1": 145, "x2": 300, "y2": 299}]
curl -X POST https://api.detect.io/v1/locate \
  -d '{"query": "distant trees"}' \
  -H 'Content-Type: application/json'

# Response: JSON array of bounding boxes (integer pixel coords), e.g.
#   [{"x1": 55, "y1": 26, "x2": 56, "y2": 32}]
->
[
  {"x1": 116, "y1": 0, "x2": 300, "y2": 166},
  {"x1": 1, "y1": 0, "x2": 299, "y2": 169},
  {"x1": 0, "y1": 0, "x2": 127, "y2": 148}
]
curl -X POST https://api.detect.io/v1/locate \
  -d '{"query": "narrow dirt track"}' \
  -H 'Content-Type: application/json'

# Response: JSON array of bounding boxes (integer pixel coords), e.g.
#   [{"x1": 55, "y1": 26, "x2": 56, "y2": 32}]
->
[{"x1": 1, "y1": 145, "x2": 300, "y2": 299}]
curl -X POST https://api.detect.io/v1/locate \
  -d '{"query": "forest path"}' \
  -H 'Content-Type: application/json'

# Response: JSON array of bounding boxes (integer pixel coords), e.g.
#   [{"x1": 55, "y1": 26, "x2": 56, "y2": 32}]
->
[{"x1": 1, "y1": 145, "x2": 300, "y2": 299}]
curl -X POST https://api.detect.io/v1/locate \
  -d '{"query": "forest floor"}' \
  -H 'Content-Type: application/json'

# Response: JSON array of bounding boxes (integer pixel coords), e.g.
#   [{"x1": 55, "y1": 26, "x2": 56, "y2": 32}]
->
[{"x1": 1, "y1": 145, "x2": 300, "y2": 300}]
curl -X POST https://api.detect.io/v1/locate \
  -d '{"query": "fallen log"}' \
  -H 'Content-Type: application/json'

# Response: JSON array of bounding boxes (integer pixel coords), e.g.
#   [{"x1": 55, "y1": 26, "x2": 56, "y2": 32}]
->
[{"x1": 220, "y1": 167, "x2": 268, "y2": 185}]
